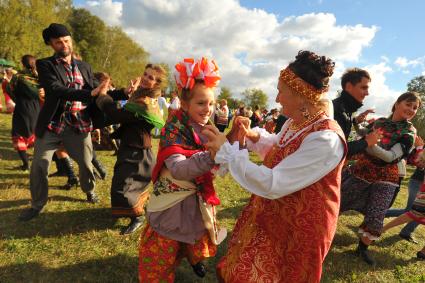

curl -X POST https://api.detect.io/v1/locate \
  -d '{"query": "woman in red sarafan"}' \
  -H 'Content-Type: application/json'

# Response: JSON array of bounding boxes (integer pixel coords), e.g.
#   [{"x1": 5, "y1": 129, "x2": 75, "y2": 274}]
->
[{"x1": 203, "y1": 50, "x2": 347, "y2": 283}]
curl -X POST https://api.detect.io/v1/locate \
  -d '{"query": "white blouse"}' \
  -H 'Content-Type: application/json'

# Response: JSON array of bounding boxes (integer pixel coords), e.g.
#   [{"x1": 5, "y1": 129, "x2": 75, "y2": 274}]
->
[{"x1": 214, "y1": 120, "x2": 345, "y2": 200}]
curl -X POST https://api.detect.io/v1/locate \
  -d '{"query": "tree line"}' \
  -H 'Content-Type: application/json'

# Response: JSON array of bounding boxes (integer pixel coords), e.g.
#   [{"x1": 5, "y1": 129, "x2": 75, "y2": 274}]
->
[{"x1": 0, "y1": 0, "x2": 148, "y2": 87}]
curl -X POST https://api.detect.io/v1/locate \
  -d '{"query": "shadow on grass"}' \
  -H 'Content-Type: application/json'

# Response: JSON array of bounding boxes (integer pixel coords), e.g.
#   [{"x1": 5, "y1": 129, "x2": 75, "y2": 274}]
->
[
  {"x1": 0, "y1": 147, "x2": 19, "y2": 161},
  {"x1": 323, "y1": 245, "x2": 417, "y2": 281},
  {"x1": 218, "y1": 201, "x2": 248, "y2": 220},
  {"x1": 376, "y1": 234, "x2": 408, "y2": 247},
  {"x1": 0, "y1": 207, "x2": 116, "y2": 239},
  {"x1": 0, "y1": 254, "x2": 139, "y2": 283},
  {"x1": 0, "y1": 195, "x2": 87, "y2": 209}
]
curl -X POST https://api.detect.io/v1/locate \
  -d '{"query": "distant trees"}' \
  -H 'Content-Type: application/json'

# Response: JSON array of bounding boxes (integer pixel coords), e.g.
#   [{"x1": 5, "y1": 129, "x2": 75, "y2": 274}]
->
[
  {"x1": 407, "y1": 75, "x2": 425, "y2": 137},
  {"x1": 216, "y1": 87, "x2": 269, "y2": 110},
  {"x1": 241, "y1": 88, "x2": 268, "y2": 110},
  {"x1": 0, "y1": 1, "x2": 149, "y2": 87},
  {"x1": 217, "y1": 87, "x2": 241, "y2": 109},
  {"x1": 0, "y1": 0, "x2": 72, "y2": 62}
]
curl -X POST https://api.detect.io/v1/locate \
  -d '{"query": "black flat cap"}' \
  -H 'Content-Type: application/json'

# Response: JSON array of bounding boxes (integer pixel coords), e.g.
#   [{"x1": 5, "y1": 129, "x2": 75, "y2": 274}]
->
[{"x1": 42, "y1": 23, "x2": 71, "y2": 44}]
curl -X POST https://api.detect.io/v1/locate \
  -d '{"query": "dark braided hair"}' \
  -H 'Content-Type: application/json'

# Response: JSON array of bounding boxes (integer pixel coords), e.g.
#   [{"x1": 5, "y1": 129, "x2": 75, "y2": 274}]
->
[
  {"x1": 21, "y1": 54, "x2": 36, "y2": 74},
  {"x1": 288, "y1": 50, "x2": 335, "y2": 90}
]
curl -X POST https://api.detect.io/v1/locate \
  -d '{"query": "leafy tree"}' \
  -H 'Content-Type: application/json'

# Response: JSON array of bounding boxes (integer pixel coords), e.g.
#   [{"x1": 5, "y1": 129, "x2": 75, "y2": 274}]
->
[
  {"x1": 241, "y1": 88, "x2": 268, "y2": 110},
  {"x1": 68, "y1": 9, "x2": 149, "y2": 87},
  {"x1": 407, "y1": 76, "x2": 425, "y2": 137},
  {"x1": 0, "y1": 0, "x2": 72, "y2": 64},
  {"x1": 218, "y1": 87, "x2": 240, "y2": 109}
]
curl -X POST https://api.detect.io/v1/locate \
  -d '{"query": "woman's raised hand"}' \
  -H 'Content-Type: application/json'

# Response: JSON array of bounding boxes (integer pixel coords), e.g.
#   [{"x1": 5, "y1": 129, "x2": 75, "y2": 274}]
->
[{"x1": 125, "y1": 77, "x2": 142, "y2": 95}]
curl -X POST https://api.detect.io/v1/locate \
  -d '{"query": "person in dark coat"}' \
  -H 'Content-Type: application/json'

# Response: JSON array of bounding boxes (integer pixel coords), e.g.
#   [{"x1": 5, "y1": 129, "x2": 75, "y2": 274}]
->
[
  {"x1": 6, "y1": 55, "x2": 42, "y2": 171},
  {"x1": 19, "y1": 23, "x2": 133, "y2": 221}
]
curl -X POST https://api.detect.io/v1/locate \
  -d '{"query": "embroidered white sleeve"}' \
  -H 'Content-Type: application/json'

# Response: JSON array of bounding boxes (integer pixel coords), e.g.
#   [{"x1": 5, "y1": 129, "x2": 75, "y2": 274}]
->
[
  {"x1": 246, "y1": 127, "x2": 280, "y2": 160},
  {"x1": 215, "y1": 130, "x2": 344, "y2": 199}
]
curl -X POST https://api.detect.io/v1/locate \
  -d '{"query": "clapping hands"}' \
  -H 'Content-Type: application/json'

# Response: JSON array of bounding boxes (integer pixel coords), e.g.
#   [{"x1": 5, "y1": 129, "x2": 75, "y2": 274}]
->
[
  {"x1": 202, "y1": 116, "x2": 261, "y2": 160},
  {"x1": 125, "y1": 77, "x2": 142, "y2": 96},
  {"x1": 91, "y1": 78, "x2": 110, "y2": 97}
]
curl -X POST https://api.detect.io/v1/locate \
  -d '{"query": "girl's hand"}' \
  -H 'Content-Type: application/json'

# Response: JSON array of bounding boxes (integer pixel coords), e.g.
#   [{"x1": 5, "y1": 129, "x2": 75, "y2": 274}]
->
[
  {"x1": 415, "y1": 135, "x2": 424, "y2": 147},
  {"x1": 125, "y1": 77, "x2": 141, "y2": 95},
  {"x1": 202, "y1": 125, "x2": 228, "y2": 157},
  {"x1": 38, "y1": 88, "x2": 45, "y2": 101},
  {"x1": 226, "y1": 116, "x2": 250, "y2": 143}
]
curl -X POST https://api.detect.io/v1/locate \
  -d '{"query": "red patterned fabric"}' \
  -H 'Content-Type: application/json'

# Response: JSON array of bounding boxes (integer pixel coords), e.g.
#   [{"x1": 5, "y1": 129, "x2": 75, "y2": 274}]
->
[
  {"x1": 349, "y1": 154, "x2": 399, "y2": 184},
  {"x1": 217, "y1": 119, "x2": 346, "y2": 283},
  {"x1": 139, "y1": 224, "x2": 217, "y2": 283},
  {"x1": 12, "y1": 135, "x2": 35, "y2": 151}
]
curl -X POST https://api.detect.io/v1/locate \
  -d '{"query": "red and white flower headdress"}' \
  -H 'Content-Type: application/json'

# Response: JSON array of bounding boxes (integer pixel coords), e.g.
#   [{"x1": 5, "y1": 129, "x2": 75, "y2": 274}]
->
[{"x1": 174, "y1": 57, "x2": 220, "y2": 90}]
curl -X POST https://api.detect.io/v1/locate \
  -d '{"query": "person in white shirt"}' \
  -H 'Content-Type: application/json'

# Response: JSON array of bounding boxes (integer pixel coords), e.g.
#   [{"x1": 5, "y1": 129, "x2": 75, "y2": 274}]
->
[{"x1": 203, "y1": 50, "x2": 346, "y2": 283}]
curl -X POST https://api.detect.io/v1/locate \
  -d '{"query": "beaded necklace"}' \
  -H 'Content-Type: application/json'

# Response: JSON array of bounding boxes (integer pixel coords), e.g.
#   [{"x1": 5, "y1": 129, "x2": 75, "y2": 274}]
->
[{"x1": 279, "y1": 111, "x2": 326, "y2": 146}]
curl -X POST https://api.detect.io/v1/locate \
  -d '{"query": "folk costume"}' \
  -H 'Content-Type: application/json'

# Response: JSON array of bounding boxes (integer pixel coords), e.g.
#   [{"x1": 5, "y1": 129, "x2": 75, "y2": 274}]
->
[
  {"x1": 96, "y1": 87, "x2": 165, "y2": 220},
  {"x1": 1, "y1": 78, "x2": 16, "y2": 113},
  {"x1": 139, "y1": 58, "x2": 224, "y2": 282},
  {"x1": 216, "y1": 67, "x2": 347, "y2": 283},
  {"x1": 6, "y1": 68, "x2": 41, "y2": 169},
  {"x1": 340, "y1": 117, "x2": 416, "y2": 240}
]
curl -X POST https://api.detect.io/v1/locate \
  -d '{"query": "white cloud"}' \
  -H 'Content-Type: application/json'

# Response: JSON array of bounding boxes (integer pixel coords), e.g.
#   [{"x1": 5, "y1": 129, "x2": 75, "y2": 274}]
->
[
  {"x1": 82, "y1": 0, "x2": 402, "y2": 110},
  {"x1": 360, "y1": 61, "x2": 399, "y2": 117},
  {"x1": 394, "y1": 56, "x2": 425, "y2": 70},
  {"x1": 84, "y1": 0, "x2": 122, "y2": 26}
]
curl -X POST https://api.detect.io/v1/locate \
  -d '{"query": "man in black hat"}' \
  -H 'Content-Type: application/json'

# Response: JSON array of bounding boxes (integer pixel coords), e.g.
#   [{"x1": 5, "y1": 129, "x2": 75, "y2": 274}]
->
[{"x1": 19, "y1": 23, "x2": 133, "y2": 221}]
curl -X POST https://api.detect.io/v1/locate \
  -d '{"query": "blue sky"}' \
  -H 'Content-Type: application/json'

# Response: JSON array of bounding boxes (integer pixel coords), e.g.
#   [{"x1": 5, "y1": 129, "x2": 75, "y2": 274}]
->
[
  {"x1": 75, "y1": 0, "x2": 425, "y2": 114},
  {"x1": 240, "y1": 0, "x2": 425, "y2": 91}
]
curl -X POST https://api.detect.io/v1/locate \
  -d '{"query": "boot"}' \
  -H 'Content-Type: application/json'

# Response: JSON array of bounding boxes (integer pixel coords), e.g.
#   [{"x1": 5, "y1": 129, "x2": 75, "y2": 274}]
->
[
  {"x1": 191, "y1": 261, "x2": 207, "y2": 278},
  {"x1": 120, "y1": 216, "x2": 144, "y2": 235},
  {"x1": 61, "y1": 157, "x2": 79, "y2": 190},
  {"x1": 92, "y1": 156, "x2": 107, "y2": 180},
  {"x1": 356, "y1": 240, "x2": 376, "y2": 266},
  {"x1": 49, "y1": 155, "x2": 67, "y2": 177}
]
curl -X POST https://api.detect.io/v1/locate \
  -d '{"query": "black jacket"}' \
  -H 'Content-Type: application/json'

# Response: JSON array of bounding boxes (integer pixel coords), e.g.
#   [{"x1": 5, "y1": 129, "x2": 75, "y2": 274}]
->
[
  {"x1": 332, "y1": 90, "x2": 368, "y2": 157},
  {"x1": 96, "y1": 95, "x2": 154, "y2": 149},
  {"x1": 35, "y1": 56, "x2": 127, "y2": 138}
]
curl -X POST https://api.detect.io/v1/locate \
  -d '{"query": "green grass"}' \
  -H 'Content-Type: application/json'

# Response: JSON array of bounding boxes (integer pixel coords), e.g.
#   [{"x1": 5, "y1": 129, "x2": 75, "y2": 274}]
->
[{"x1": 0, "y1": 109, "x2": 424, "y2": 282}]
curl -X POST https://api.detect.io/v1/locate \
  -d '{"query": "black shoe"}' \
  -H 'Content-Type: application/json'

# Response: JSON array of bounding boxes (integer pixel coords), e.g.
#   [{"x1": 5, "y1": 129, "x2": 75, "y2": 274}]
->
[
  {"x1": 191, "y1": 262, "x2": 207, "y2": 278},
  {"x1": 14, "y1": 165, "x2": 29, "y2": 171},
  {"x1": 86, "y1": 192, "x2": 99, "y2": 204},
  {"x1": 399, "y1": 233, "x2": 418, "y2": 244},
  {"x1": 120, "y1": 217, "x2": 144, "y2": 235},
  {"x1": 19, "y1": 208, "x2": 40, "y2": 221},
  {"x1": 49, "y1": 156, "x2": 67, "y2": 177},
  {"x1": 356, "y1": 246, "x2": 376, "y2": 266},
  {"x1": 417, "y1": 251, "x2": 425, "y2": 260},
  {"x1": 61, "y1": 177, "x2": 79, "y2": 190},
  {"x1": 92, "y1": 158, "x2": 107, "y2": 180},
  {"x1": 20, "y1": 164, "x2": 29, "y2": 171}
]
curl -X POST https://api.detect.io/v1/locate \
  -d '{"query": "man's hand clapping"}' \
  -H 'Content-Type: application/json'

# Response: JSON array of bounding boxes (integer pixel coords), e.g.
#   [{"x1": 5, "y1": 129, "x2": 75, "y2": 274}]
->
[{"x1": 91, "y1": 78, "x2": 110, "y2": 97}]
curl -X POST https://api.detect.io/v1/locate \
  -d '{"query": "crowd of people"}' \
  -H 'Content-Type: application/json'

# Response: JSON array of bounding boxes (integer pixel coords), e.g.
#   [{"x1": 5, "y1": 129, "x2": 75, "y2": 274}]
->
[{"x1": 1, "y1": 22, "x2": 425, "y2": 282}]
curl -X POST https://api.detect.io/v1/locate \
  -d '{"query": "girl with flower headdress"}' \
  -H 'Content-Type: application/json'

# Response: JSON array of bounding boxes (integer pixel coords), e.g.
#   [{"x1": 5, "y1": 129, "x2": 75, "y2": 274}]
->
[
  {"x1": 138, "y1": 57, "x2": 226, "y2": 282},
  {"x1": 339, "y1": 91, "x2": 421, "y2": 266},
  {"x1": 96, "y1": 63, "x2": 167, "y2": 234}
]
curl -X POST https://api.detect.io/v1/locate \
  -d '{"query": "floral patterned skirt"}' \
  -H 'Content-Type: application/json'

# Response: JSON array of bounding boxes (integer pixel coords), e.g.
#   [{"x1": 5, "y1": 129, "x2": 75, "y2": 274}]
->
[
  {"x1": 139, "y1": 224, "x2": 217, "y2": 283},
  {"x1": 340, "y1": 169, "x2": 397, "y2": 237}
]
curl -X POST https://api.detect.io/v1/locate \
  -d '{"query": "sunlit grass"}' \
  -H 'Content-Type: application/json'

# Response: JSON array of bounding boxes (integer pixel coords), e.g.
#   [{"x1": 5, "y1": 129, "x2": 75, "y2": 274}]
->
[{"x1": 0, "y1": 109, "x2": 424, "y2": 282}]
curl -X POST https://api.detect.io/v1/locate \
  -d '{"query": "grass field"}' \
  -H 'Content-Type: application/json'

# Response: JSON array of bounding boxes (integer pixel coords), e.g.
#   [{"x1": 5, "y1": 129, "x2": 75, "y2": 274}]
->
[{"x1": 0, "y1": 108, "x2": 424, "y2": 282}]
